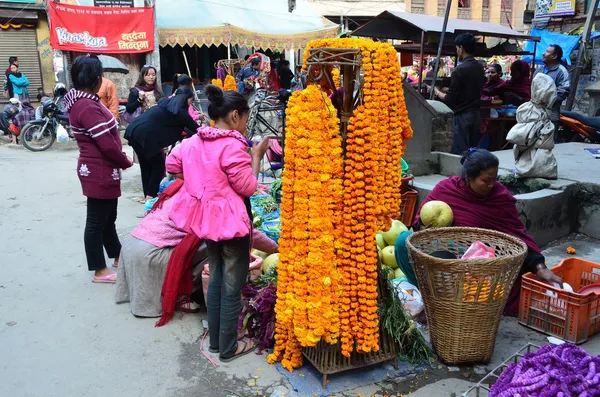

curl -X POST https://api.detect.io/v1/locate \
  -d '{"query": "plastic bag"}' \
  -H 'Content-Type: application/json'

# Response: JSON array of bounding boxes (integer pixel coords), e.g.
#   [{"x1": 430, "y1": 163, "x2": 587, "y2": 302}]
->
[
  {"x1": 56, "y1": 124, "x2": 69, "y2": 143},
  {"x1": 462, "y1": 241, "x2": 495, "y2": 259},
  {"x1": 392, "y1": 280, "x2": 424, "y2": 318}
]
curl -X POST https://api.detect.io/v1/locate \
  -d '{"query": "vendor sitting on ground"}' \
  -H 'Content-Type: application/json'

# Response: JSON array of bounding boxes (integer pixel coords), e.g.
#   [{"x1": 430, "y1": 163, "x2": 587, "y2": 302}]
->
[
  {"x1": 394, "y1": 148, "x2": 562, "y2": 317},
  {"x1": 115, "y1": 179, "x2": 278, "y2": 318}
]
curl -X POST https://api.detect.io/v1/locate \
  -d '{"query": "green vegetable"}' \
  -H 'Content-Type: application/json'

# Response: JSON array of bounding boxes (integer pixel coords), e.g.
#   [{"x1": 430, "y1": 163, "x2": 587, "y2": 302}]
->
[
  {"x1": 270, "y1": 179, "x2": 283, "y2": 201},
  {"x1": 252, "y1": 196, "x2": 278, "y2": 214}
]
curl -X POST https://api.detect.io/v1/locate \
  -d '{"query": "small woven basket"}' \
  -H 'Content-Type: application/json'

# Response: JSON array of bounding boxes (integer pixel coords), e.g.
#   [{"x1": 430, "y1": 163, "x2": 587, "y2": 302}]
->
[{"x1": 406, "y1": 227, "x2": 527, "y2": 364}]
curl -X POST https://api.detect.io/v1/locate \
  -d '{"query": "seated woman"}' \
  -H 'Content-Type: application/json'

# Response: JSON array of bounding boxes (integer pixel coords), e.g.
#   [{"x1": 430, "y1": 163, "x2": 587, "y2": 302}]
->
[
  {"x1": 115, "y1": 179, "x2": 278, "y2": 318},
  {"x1": 394, "y1": 149, "x2": 562, "y2": 317},
  {"x1": 481, "y1": 64, "x2": 504, "y2": 101},
  {"x1": 498, "y1": 60, "x2": 532, "y2": 106}
]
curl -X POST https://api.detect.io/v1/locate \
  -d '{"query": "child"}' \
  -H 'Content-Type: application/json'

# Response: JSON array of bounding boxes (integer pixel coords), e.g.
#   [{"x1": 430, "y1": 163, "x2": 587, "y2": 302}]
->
[{"x1": 165, "y1": 84, "x2": 270, "y2": 362}]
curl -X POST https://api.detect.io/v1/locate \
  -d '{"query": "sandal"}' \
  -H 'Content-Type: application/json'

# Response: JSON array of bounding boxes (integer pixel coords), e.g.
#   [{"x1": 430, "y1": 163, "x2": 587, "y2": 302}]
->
[
  {"x1": 206, "y1": 332, "x2": 245, "y2": 354},
  {"x1": 219, "y1": 338, "x2": 256, "y2": 363},
  {"x1": 92, "y1": 273, "x2": 117, "y2": 284},
  {"x1": 177, "y1": 300, "x2": 202, "y2": 313}
]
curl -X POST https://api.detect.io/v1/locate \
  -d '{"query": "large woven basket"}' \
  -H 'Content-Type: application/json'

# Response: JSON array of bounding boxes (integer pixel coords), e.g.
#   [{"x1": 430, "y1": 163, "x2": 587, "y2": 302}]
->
[{"x1": 406, "y1": 227, "x2": 527, "y2": 364}]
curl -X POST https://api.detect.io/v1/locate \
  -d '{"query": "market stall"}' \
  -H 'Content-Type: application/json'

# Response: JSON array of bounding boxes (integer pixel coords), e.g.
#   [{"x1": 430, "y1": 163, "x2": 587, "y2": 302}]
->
[{"x1": 155, "y1": 0, "x2": 339, "y2": 83}]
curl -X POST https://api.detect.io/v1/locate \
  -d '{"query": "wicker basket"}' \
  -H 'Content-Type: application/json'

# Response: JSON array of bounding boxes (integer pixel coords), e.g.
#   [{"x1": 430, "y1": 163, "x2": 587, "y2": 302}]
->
[{"x1": 406, "y1": 227, "x2": 527, "y2": 364}]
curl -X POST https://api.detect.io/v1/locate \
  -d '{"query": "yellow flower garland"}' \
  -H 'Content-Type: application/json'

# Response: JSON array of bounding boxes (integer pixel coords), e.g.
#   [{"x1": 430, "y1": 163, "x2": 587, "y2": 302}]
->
[
  {"x1": 224, "y1": 75, "x2": 237, "y2": 91},
  {"x1": 270, "y1": 38, "x2": 413, "y2": 370},
  {"x1": 267, "y1": 85, "x2": 343, "y2": 371},
  {"x1": 211, "y1": 78, "x2": 223, "y2": 88}
]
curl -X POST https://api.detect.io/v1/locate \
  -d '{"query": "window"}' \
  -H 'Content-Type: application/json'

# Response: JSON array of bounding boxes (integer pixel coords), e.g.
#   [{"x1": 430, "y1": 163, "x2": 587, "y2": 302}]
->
[{"x1": 458, "y1": 0, "x2": 470, "y2": 7}]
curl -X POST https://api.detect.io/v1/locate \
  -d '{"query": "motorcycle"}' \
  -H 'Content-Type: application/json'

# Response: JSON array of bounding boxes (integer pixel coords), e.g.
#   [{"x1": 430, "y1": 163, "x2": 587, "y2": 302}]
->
[
  {"x1": 559, "y1": 110, "x2": 600, "y2": 144},
  {"x1": 22, "y1": 85, "x2": 73, "y2": 152}
]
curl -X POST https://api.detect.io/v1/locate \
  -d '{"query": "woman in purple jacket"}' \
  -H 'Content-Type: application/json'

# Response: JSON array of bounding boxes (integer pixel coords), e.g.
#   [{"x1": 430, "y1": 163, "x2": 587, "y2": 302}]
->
[{"x1": 65, "y1": 55, "x2": 133, "y2": 284}]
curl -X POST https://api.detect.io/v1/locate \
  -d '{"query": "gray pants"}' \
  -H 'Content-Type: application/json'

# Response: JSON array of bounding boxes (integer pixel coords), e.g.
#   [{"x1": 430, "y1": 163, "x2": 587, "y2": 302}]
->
[
  {"x1": 452, "y1": 109, "x2": 481, "y2": 155},
  {"x1": 206, "y1": 236, "x2": 250, "y2": 359}
]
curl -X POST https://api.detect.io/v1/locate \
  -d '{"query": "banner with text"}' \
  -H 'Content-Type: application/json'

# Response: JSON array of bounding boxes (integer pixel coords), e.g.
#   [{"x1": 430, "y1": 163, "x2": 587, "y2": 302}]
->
[
  {"x1": 535, "y1": 0, "x2": 576, "y2": 17},
  {"x1": 48, "y1": 2, "x2": 154, "y2": 54}
]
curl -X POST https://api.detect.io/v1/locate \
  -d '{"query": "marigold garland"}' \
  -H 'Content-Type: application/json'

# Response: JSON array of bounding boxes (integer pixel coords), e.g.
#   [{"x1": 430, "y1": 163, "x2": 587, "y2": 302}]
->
[
  {"x1": 270, "y1": 38, "x2": 413, "y2": 370},
  {"x1": 211, "y1": 78, "x2": 223, "y2": 88},
  {"x1": 267, "y1": 85, "x2": 343, "y2": 371},
  {"x1": 223, "y1": 75, "x2": 237, "y2": 91}
]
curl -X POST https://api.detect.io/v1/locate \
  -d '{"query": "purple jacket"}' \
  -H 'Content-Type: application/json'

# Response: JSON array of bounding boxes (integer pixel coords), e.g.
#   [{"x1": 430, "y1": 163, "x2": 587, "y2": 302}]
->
[{"x1": 65, "y1": 89, "x2": 132, "y2": 199}]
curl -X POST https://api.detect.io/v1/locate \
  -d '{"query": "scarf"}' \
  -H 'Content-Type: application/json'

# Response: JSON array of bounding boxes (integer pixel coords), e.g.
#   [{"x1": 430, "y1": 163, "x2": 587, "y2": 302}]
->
[
  {"x1": 413, "y1": 176, "x2": 540, "y2": 254},
  {"x1": 154, "y1": 179, "x2": 203, "y2": 327}
]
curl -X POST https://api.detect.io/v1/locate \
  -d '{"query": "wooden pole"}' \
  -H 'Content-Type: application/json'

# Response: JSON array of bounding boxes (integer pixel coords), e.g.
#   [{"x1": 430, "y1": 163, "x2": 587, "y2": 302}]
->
[
  {"x1": 430, "y1": 0, "x2": 452, "y2": 100},
  {"x1": 418, "y1": 31, "x2": 425, "y2": 95},
  {"x1": 182, "y1": 51, "x2": 199, "y2": 102},
  {"x1": 565, "y1": 0, "x2": 600, "y2": 110}
]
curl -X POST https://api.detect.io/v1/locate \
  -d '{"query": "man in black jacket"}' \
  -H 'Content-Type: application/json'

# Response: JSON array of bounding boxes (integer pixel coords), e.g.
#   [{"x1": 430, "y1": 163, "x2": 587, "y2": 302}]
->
[{"x1": 429, "y1": 33, "x2": 485, "y2": 154}]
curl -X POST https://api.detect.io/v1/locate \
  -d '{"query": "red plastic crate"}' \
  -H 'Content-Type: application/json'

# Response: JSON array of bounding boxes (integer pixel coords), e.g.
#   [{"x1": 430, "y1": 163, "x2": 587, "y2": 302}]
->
[
  {"x1": 518, "y1": 258, "x2": 600, "y2": 343},
  {"x1": 399, "y1": 189, "x2": 418, "y2": 227}
]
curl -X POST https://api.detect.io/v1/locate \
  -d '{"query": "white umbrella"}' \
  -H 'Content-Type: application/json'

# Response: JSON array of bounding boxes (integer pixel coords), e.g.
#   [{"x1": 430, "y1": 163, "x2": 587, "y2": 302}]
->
[{"x1": 97, "y1": 55, "x2": 129, "y2": 74}]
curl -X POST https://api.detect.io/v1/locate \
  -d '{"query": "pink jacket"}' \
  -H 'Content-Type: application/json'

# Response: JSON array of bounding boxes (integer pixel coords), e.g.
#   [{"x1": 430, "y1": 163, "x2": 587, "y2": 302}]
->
[{"x1": 166, "y1": 126, "x2": 257, "y2": 241}]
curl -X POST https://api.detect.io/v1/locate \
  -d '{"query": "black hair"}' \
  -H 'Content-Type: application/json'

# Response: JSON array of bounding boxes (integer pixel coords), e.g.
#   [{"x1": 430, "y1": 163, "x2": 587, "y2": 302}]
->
[
  {"x1": 71, "y1": 55, "x2": 103, "y2": 91},
  {"x1": 549, "y1": 44, "x2": 563, "y2": 62},
  {"x1": 460, "y1": 148, "x2": 499, "y2": 179},
  {"x1": 8, "y1": 56, "x2": 17, "y2": 65},
  {"x1": 172, "y1": 73, "x2": 193, "y2": 92},
  {"x1": 454, "y1": 33, "x2": 476, "y2": 54},
  {"x1": 205, "y1": 84, "x2": 249, "y2": 121},
  {"x1": 135, "y1": 65, "x2": 163, "y2": 97},
  {"x1": 489, "y1": 63, "x2": 503, "y2": 75},
  {"x1": 250, "y1": 58, "x2": 260, "y2": 66},
  {"x1": 244, "y1": 55, "x2": 251, "y2": 61},
  {"x1": 157, "y1": 85, "x2": 194, "y2": 115}
]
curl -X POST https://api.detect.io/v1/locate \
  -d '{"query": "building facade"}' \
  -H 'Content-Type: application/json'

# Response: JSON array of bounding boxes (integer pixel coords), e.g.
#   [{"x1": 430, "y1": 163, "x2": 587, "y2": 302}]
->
[{"x1": 404, "y1": 0, "x2": 526, "y2": 31}]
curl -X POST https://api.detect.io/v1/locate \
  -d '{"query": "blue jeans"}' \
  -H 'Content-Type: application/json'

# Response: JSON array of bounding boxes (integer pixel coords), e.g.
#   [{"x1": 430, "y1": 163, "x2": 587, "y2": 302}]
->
[{"x1": 206, "y1": 236, "x2": 250, "y2": 359}]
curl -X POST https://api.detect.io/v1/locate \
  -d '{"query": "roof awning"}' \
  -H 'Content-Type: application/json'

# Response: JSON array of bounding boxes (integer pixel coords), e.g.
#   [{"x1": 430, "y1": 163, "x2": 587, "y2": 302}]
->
[
  {"x1": 157, "y1": 0, "x2": 339, "y2": 51},
  {"x1": 352, "y1": 11, "x2": 541, "y2": 42},
  {"x1": 307, "y1": 0, "x2": 406, "y2": 17},
  {"x1": 0, "y1": 9, "x2": 38, "y2": 25}
]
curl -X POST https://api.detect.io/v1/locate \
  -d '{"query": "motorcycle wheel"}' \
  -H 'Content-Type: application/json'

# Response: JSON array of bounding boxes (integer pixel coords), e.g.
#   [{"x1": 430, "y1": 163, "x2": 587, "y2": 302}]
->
[{"x1": 21, "y1": 122, "x2": 56, "y2": 152}]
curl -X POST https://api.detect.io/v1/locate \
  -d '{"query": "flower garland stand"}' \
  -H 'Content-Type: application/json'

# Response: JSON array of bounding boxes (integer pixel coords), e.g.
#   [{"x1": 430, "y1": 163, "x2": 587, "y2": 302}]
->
[{"x1": 301, "y1": 47, "x2": 399, "y2": 388}]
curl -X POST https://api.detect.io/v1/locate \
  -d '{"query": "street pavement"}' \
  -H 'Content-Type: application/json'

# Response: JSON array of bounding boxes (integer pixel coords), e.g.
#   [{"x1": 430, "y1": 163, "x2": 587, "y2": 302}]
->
[{"x1": 2, "y1": 143, "x2": 599, "y2": 397}]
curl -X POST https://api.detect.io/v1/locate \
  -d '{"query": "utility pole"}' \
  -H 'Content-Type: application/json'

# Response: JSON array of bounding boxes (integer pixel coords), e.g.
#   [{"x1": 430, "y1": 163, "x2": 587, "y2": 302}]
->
[
  {"x1": 430, "y1": 0, "x2": 452, "y2": 100},
  {"x1": 145, "y1": 0, "x2": 161, "y2": 85},
  {"x1": 565, "y1": 0, "x2": 599, "y2": 110}
]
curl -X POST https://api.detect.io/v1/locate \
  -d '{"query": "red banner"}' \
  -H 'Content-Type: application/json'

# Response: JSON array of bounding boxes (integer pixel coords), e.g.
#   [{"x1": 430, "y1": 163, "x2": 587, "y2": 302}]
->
[{"x1": 48, "y1": 2, "x2": 154, "y2": 54}]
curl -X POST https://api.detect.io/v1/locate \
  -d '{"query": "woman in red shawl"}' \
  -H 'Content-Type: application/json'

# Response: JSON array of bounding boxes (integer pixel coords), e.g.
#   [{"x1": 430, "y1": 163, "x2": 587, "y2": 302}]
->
[
  {"x1": 395, "y1": 149, "x2": 561, "y2": 317},
  {"x1": 481, "y1": 64, "x2": 505, "y2": 101},
  {"x1": 499, "y1": 60, "x2": 532, "y2": 106}
]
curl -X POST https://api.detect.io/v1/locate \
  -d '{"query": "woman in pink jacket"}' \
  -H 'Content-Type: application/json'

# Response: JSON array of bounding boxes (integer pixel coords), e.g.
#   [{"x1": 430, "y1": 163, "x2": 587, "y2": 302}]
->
[{"x1": 166, "y1": 84, "x2": 270, "y2": 362}]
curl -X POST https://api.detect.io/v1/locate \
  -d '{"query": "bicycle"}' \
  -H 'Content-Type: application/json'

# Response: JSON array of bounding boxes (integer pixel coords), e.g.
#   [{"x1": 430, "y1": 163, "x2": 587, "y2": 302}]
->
[{"x1": 246, "y1": 88, "x2": 285, "y2": 140}]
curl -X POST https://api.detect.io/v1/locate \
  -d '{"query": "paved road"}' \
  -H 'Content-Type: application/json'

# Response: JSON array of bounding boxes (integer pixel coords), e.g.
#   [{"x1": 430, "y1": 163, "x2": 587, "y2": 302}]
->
[{"x1": 0, "y1": 145, "x2": 284, "y2": 397}]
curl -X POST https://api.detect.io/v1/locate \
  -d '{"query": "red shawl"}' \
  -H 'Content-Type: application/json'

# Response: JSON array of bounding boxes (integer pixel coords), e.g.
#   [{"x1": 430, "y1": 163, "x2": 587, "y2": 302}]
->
[
  {"x1": 414, "y1": 176, "x2": 540, "y2": 254},
  {"x1": 154, "y1": 179, "x2": 203, "y2": 327},
  {"x1": 482, "y1": 78, "x2": 505, "y2": 98},
  {"x1": 498, "y1": 60, "x2": 532, "y2": 102}
]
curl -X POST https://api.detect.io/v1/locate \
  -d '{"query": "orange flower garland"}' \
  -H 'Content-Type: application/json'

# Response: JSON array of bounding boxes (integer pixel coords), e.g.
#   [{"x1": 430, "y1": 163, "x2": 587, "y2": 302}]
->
[
  {"x1": 223, "y1": 75, "x2": 237, "y2": 91},
  {"x1": 270, "y1": 38, "x2": 413, "y2": 370},
  {"x1": 332, "y1": 67, "x2": 341, "y2": 90},
  {"x1": 211, "y1": 78, "x2": 223, "y2": 88},
  {"x1": 267, "y1": 85, "x2": 343, "y2": 371}
]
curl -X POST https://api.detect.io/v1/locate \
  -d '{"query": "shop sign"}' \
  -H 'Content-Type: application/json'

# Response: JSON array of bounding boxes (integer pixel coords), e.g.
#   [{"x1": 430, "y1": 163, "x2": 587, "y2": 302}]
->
[
  {"x1": 535, "y1": 0, "x2": 576, "y2": 17},
  {"x1": 48, "y1": 2, "x2": 154, "y2": 54},
  {"x1": 94, "y1": 0, "x2": 134, "y2": 7}
]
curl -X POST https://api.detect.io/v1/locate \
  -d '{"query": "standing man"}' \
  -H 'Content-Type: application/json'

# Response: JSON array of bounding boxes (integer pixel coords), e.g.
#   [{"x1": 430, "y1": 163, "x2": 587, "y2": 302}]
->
[
  {"x1": 535, "y1": 44, "x2": 570, "y2": 143},
  {"x1": 429, "y1": 33, "x2": 485, "y2": 155},
  {"x1": 98, "y1": 77, "x2": 120, "y2": 121},
  {"x1": 3, "y1": 56, "x2": 18, "y2": 98}
]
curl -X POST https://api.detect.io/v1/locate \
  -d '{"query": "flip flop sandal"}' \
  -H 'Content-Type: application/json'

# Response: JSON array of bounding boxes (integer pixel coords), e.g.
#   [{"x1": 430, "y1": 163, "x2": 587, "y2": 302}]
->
[
  {"x1": 112, "y1": 262, "x2": 118, "y2": 268},
  {"x1": 219, "y1": 339, "x2": 256, "y2": 363},
  {"x1": 208, "y1": 347, "x2": 219, "y2": 354},
  {"x1": 92, "y1": 273, "x2": 117, "y2": 284}
]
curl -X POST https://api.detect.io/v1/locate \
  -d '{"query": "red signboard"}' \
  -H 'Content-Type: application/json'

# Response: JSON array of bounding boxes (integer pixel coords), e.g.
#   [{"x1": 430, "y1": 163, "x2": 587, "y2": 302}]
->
[{"x1": 48, "y1": 2, "x2": 154, "y2": 54}]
